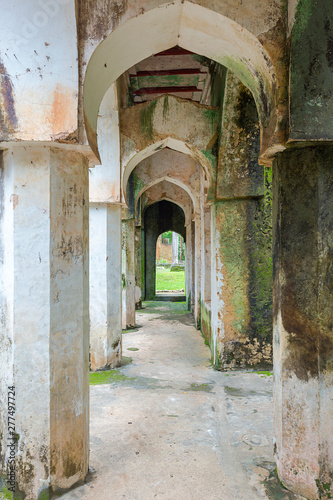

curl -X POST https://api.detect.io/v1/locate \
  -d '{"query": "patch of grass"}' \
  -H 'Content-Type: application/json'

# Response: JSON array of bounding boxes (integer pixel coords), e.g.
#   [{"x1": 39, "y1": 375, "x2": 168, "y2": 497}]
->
[
  {"x1": 256, "y1": 371, "x2": 273, "y2": 377},
  {"x1": 127, "y1": 347, "x2": 139, "y2": 351},
  {"x1": 156, "y1": 268, "x2": 185, "y2": 291},
  {"x1": 89, "y1": 369, "x2": 135, "y2": 385}
]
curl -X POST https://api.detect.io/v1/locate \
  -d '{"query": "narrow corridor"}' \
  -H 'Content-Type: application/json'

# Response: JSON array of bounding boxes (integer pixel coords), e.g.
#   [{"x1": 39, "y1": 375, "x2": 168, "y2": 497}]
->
[{"x1": 61, "y1": 302, "x2": 296, "y2": 500}]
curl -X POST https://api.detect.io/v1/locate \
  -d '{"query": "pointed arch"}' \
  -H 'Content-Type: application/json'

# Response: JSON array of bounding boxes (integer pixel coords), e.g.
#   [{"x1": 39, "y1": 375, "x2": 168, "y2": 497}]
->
[{"x1": 83, "y1": 1, "x2": 278, "y2": 161}]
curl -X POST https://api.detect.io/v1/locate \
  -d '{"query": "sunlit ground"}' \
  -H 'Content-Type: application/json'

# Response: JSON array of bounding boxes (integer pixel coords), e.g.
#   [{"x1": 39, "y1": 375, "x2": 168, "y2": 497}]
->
[{"x1": 156, "y1": 267, "x2": 185, "y2": 291}]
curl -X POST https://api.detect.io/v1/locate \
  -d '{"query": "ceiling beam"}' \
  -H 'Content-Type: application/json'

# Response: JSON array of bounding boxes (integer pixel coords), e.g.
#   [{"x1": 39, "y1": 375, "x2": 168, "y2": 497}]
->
[{"x1": 132, "y1": 86, "x2": 201, "y2": 95}]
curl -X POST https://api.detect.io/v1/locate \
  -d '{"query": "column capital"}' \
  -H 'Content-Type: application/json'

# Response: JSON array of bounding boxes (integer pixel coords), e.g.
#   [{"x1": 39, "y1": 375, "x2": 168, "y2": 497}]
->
[{"x1": 0, "y1": 140, "x2": 98, "y2": 165}]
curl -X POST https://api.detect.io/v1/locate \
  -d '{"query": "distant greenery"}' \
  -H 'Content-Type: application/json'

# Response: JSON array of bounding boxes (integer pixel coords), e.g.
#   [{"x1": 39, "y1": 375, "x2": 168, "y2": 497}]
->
[
  {"x1": 161, "y1": 230, "x2": 172, "y2": 240},
  {"x1": 156, "y1": 268, "x2": 185, "y2": 291}
]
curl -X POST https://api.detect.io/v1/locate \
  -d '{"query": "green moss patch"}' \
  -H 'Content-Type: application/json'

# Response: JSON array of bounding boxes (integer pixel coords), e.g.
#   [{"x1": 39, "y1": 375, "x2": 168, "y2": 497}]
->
[
  {"x1": 89, "y1": 369, "x2": 135, "y2": 385},
  {"x1": 183, "y1": 383, "x2": 214, "y2": 393},
  {"x1": 256, "y1": 370, "x2": 273, "y2": 377}
]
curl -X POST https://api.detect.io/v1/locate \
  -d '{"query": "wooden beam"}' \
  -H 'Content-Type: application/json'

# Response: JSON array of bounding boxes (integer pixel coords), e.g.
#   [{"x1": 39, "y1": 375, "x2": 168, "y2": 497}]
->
[
  {"x1": 132, "y1": 86, "x2": 200, "y2": 95},
  {"x1": 129, "y1": 69, "x2": 206, "y2": 77}
]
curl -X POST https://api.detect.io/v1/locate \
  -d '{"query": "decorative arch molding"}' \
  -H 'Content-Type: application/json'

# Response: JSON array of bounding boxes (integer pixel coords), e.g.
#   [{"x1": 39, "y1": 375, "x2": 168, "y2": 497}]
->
[
  {"x1": 135, "y1": 178, "x2": 194, "y2": 226},
  {"x1": 146, "y1": 198, "x2": 190, "y2": 225},
  {"x1": 83, "y1": 1, "x2": 279, "y2": 162},
  {"x1": 123, "y1": 137, "x2": 211, "y2": 202},
  {"x1": 135, "y1": 176, "x2": 196, "y2": 214}
]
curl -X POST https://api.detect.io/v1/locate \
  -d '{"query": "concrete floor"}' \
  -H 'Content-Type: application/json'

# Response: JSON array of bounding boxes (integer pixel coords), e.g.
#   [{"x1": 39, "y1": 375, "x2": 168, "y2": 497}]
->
[{"x1": 61, "y1": 302, "x2": 300, "y2": 500}]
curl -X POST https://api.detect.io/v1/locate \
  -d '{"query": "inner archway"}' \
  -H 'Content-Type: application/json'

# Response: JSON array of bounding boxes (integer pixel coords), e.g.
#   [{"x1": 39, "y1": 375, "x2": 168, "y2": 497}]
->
[
  {"x1": 155, "y1": 231, "x2": 186, "y2": 298},
  {"x1": 144, "y1": 200, "x2": 186, "y2": 300}
]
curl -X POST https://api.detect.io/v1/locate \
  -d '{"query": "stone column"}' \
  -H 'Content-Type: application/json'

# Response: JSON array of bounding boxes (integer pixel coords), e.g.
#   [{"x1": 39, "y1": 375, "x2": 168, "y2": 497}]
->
[
  {"x1": 185, "y1": 222, "x2": 192, "y2": 310},
  {"x1": 0, "y1": 144, "x2": 89, "y2": 498},
  {"x1": 202, "y1": 206, "x2": 212, "y2": 302},
  {"x1": 210, "y1": 200, "x2": 251, "y2": 369},
  {"x1": 191, "y1": 221, "x2": 196, "y2": 315},
  {"x1": 90, "y1": 203, "x2": 122, "y2": 371},
  {"x1": 194, "y1": 216, "x2": 201, "y2": 328},
  {"x1": 201, "y1": 205, "x2": 212, "y2": 345},
  {"x1": 134, "y1": 226, "x2": 143, "y2": 309},
  {"x1": 122, "y1": 219, "x2": 136, "y2": 329},
  {"x1": 172, "y1": 232, "x2": 179, "y2": 265},
  {"x1": 273, "y1": 146, "x2": 333, "y2": 500}
]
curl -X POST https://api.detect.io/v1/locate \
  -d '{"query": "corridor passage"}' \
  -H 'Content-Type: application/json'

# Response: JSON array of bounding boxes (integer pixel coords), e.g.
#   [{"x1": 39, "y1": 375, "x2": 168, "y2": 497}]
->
[{"x1": 61, "y1": 302, "x2": 296, "y2": 500}]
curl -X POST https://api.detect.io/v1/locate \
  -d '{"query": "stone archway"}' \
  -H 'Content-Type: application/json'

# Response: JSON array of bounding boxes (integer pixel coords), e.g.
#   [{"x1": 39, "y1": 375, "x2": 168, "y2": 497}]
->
[
  {"x1": 83, "y1": 1, "x2": 279, "y2": 162},
  {"x1": 144, "y1": 200, "x2": 186, "y2": 300}
]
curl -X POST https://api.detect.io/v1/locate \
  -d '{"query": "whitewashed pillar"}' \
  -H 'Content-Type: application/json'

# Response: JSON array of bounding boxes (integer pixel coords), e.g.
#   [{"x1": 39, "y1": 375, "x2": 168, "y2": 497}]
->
[
  {"x1": 90, "y1": 203, "x2": 122, "y2": 370},
  {"x1": 0, "y1": 144, "x2": 89, "y2": 498},
  {"x1": 122, "y1": 219, "x2": 136, "y2": 329}
]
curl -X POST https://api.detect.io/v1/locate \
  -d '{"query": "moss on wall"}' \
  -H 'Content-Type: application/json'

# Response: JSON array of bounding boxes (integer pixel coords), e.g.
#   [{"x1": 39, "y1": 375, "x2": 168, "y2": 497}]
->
[
  {"x1": 290, "y1": 0, "x2": 333, "y2": 139},
  {"x1": 247, "y1": 167, "x2": 273, "y2": 344},
  {"x1": 213, "y1": 72, "x2": 273, "y2": 370},
  {"x1": 201, "y1": 300, "x2": 212, "y2": 350},
  {"x1": 139, "y1": 100, "x2": 158, "y2": 140}
]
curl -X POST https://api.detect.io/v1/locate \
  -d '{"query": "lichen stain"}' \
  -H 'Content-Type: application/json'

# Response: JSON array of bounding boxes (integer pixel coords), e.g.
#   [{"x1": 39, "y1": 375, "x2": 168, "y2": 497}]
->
[
  {"x1": 49, "y1": 84, "x2": 76, "y2": 139},
  {"x1": 16, "y1": 448, "x2": 36, "y2": 494},
  {"x1": 50, "y1": 414, "x2": 85, "y2": 483},
  {"x1": 78, "y1": 0, "x2": 128, "y2": 42},
  {"x1": 0, "y1": 58, "x2": 18, "y2": 137}
]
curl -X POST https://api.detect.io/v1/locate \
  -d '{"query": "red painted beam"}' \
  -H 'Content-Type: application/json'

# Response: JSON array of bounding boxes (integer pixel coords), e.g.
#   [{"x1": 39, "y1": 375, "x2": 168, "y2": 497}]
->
[
  {"x1": 132, "y1": 86, "x2": 200, "y2": 95},
  {"x1": 154, "y1": 47, "x2": 195, "y2": 56},
  {"x1": 130, "y1": 69, "x2": 206, "y2": 77}
]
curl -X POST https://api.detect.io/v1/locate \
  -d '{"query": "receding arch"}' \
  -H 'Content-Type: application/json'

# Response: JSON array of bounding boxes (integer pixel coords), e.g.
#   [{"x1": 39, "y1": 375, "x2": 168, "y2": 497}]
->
[
  {"x1": 144, "y1": 200, "x2": 186, "y2": 300},
  {"x1": 136, "y1": 178, "x2": 194, "y2": 227},
  {"x1": 135, "y1": 176, "x2": 196, "y2": 216},
  {"x1": 83, "y1": 0, "x2": 278, "y2": 160},
  {"x1": 123, "y1": 137, "x2": 211, "y2": 202}
]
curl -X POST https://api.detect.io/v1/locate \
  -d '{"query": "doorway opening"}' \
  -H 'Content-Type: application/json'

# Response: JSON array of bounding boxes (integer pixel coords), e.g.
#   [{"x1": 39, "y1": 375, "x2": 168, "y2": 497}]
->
[{"x1": 156, "y1": 231, "x2": 186, "y2": 299}]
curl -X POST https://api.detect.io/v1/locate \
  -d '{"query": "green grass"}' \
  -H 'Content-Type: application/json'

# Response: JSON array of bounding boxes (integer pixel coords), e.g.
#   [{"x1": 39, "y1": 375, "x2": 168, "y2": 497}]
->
[{"x1": 156, "y1": 268, "x2": 185, "y2": 291}]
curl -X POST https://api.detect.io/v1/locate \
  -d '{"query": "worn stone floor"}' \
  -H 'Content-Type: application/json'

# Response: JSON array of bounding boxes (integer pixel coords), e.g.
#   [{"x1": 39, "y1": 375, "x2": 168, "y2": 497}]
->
[{"x1": 60, "y1": 301, "x2": 300, "y2": 500}]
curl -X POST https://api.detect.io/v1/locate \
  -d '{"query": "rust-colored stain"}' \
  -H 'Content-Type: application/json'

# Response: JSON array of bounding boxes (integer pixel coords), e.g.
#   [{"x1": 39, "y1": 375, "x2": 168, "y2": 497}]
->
[
  {"x1": 10, "y1": 194, "x2": 19, "y2": 209},
  {"x1": 49, "y1": 84, "x2": 75, "y2": 138}
]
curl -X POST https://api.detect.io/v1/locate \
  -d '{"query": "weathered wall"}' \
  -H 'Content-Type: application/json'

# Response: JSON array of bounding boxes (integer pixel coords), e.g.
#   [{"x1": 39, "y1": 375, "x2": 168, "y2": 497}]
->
[
  {"x1": 0, "y1": 0, "x2": 78, "y2": 143},
  {"x1": 273, "y1": 145, "x2": 333, "y2": 500},
  {"x1": 120, "y1": 95, "x2": 219, "y2": 196},
  {"x1": 289, "y1": 0, "x2": 333, "y2": 140},
  {"x1": 210, "y1": 72, "x2": 273, "y2": 369},
  {"x1": 216, "y1": 73, "x2": 264, "y2": 199},
  {"x1": 144, "y1": 201, "x2": 186, "y2": 300}
]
